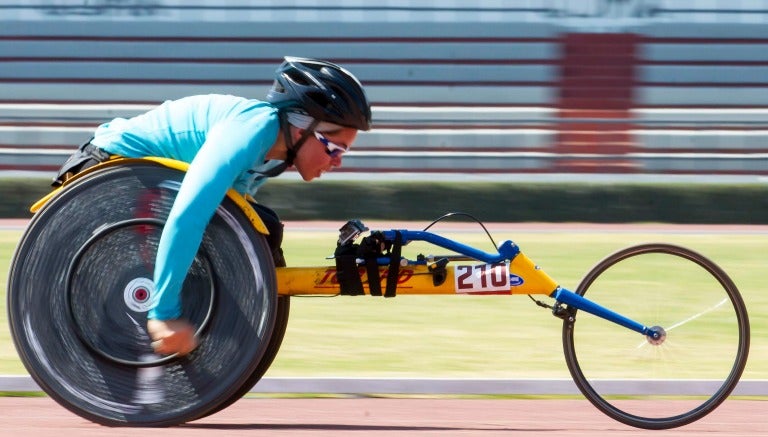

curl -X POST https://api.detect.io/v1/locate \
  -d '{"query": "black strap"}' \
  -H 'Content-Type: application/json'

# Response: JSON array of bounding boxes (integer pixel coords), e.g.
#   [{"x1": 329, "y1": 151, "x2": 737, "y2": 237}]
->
[
  {"x1": 334, "y1": 243, "x2": 364, "y2": 296},
  {"x1": 249, "y1": 159, "x2": 290, "y2": 178},
  {"x1": 365, "y1": 257, "x2": 382, "y2": 296},
  {"x1": 384, "y1": 231, "x2": 402, "y2": 298},
  {"x1": 357, "y1": 232, "x2": 384, "y2": 296},
  {"x1": 335, "y1": 231, "x2": 401, "y2": 298}
]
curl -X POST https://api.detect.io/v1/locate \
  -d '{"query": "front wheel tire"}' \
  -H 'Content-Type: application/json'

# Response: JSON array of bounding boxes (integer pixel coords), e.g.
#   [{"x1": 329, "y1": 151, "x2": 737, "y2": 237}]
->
[{"x1": 562, "y1": 243, "x2": 750, "y2": 430}]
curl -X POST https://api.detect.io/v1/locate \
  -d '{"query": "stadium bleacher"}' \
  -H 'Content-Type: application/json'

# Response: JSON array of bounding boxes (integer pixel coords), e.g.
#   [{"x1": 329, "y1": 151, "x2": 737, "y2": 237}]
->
[{"x1": 1, "y1": 1, "x2": 767, "y2": 178}]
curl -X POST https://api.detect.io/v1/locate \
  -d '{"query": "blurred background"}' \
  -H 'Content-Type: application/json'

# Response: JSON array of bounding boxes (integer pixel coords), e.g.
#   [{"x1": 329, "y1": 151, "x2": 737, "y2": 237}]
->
[{"x1": 1, "y1": 0, "x2": 767, "y2": 222}]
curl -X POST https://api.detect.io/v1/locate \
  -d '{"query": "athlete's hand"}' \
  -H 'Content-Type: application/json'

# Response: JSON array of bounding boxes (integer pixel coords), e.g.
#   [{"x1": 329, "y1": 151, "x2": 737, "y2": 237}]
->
[{"x1": 147, "y1": 319, "x2": 198, "y2": 356}]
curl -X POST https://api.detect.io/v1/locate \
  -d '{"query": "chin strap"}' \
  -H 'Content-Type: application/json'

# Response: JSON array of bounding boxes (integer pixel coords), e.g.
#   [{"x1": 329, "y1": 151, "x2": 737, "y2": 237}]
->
[{"x1": 280, "y1": 110, "x2": 318, "y2": 167}]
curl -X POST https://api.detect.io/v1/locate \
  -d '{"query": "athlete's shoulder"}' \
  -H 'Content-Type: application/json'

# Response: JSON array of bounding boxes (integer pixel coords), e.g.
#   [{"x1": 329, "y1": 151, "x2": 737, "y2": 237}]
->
[
  {"x1": 187, "y1": 95, "x2": 280, "y2": 128},
  {"x1": 167, "y1": 94, "x2": 272, "y2": 112},
  {"x1": 227, "y1": 98, "x2": 280, "y2": 127}
]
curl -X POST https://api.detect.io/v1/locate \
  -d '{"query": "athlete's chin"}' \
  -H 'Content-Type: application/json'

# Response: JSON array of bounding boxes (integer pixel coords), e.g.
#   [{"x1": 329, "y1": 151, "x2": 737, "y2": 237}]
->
[
  {"x1": 296, "y1": 166, "x2": 324, "y2": 181},
  {"x1": 299, "y1": 171, "x2": 317, "y2": 182}
]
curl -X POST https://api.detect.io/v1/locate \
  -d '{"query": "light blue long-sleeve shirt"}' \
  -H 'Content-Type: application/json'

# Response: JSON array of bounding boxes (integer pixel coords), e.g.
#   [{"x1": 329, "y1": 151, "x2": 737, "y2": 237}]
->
[{"x1": 90, "y1": 94, "x2": 282, "y2": 320}]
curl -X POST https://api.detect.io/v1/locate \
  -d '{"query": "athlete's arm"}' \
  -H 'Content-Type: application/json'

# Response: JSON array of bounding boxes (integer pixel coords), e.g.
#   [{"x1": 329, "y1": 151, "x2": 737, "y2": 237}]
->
[{"x1": 148, "y1": 112, "x2": 279, "y2": 320}]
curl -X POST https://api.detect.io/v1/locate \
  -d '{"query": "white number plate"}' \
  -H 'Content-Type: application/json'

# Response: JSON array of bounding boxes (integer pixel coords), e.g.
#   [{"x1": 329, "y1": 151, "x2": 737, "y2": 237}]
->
[{"x1": 454, "y1": 262, "x2": 510, "y2": 294}]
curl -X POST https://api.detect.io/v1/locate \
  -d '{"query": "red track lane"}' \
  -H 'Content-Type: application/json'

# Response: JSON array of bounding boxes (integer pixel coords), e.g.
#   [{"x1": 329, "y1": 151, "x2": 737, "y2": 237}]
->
[{"x1": 0, "y1": 397, "x2": 765, "y2": 436}]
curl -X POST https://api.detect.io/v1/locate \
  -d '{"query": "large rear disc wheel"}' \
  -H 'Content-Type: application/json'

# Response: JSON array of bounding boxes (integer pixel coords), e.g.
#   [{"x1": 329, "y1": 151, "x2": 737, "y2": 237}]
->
[{"x1": 7, "y1": 162, "x2": 278, "y2": 426}]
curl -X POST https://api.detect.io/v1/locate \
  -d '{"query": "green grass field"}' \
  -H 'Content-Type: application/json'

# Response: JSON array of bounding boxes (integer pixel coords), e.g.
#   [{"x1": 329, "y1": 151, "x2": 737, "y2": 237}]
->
[{"x1": 1, "y1": 226, "x2": 766, "y2": 380}]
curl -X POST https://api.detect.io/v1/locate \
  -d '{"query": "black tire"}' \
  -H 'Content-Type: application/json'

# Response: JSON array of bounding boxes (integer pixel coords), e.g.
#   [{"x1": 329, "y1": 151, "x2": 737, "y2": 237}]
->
[
  {"x1": 562, "y1": 243, "x2": 750, "y2": 430},
  {"x1": 7, "y1": 162, "x2": 277, "y2": 426}
]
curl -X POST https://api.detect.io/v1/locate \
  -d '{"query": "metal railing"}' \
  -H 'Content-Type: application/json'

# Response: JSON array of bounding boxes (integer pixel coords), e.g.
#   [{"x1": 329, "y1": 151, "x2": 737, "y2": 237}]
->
[
  {"x1": 2, "y1": 1, "x2": 768, "y2": 23},
  {"x1": 3, "y1": 104, "x2": 768, "y2": 179}
]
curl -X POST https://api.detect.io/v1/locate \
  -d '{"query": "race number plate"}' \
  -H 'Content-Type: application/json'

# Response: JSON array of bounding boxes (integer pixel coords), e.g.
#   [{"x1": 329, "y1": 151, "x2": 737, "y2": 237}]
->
[{"x1": 454, "y1": 262, "x2": 510, "y2": 294}]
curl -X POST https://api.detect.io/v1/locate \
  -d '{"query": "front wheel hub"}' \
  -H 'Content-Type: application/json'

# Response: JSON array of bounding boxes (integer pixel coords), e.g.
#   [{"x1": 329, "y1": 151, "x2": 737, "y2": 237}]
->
[{"x1": 646, "y1": 325, "x2": 667, "y2": 346}]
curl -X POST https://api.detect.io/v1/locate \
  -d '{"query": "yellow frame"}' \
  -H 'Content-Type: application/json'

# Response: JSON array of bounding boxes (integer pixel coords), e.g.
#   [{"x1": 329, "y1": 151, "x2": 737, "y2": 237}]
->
[{"x1": 276, "y1": 252, "x2": 559, "y2": 297}]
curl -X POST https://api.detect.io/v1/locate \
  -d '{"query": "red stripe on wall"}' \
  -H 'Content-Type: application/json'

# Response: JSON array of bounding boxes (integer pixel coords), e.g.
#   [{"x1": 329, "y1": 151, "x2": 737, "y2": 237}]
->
[{"x1": 556, "y1": 33, "x2": 639, "y2": 173}]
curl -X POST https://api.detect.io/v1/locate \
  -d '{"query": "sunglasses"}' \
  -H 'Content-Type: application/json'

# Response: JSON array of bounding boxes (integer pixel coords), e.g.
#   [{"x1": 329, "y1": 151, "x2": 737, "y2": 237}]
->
[{"x1": 314, "y1": 131, "x2": 349, "y2": 158}]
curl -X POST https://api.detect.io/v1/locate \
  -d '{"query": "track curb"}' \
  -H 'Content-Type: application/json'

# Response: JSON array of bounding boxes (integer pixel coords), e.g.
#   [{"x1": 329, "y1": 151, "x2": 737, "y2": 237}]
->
[{"x1": 1, "y1": 375, "x2": 766, "y2": 396}]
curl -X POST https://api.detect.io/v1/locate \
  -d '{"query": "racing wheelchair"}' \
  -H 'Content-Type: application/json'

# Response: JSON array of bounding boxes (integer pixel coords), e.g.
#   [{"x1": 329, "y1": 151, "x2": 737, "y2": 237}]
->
[{"x1": 7, "y1": 158, "x2": 750, "y2": 429}]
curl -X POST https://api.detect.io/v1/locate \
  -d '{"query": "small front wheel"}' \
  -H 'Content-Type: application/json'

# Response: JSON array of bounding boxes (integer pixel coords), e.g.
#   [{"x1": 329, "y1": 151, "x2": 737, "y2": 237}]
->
[{"x1": 562, "y1": 243, "x2": 750, "y2": 430}]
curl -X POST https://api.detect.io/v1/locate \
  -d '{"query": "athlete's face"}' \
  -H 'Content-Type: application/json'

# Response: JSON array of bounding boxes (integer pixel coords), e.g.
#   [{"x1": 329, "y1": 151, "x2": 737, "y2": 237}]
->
[{"x1": 293, "y1": 127, "x2": 358, "y2": 181}]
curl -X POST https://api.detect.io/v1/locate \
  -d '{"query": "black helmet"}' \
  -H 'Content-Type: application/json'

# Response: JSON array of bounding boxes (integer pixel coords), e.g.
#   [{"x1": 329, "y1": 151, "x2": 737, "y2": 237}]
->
[{"x1": 267, "y1": 56, "x2": 372, "y2": 131}]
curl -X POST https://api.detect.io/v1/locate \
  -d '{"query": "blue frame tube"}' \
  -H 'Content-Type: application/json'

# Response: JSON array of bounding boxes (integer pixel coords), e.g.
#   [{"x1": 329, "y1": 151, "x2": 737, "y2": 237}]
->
[
  {"x1": 380, "y1": 230, "x2": 518, "y2": 263},
  {"x1": 552, "y1": 287, "x2": 651, "y2": 336},
  {"x1": 379, "y1": 229, "x2": 653, "y2": 338}
]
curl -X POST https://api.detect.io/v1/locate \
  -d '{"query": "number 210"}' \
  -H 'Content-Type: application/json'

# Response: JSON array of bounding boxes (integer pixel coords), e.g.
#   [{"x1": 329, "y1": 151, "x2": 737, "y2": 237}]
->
[{"x1": 456, "y1": 263, "x2": 508, "y2": 290}]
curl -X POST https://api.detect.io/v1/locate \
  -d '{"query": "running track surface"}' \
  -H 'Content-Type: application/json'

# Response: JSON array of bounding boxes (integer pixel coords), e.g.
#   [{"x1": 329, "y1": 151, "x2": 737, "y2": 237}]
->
[
  {"x1": 1, "y1": 397, "x2": 765, "y2": 436},
  {"x1": 3, "y1": 220, "x2": 767, "y2": 435}
]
